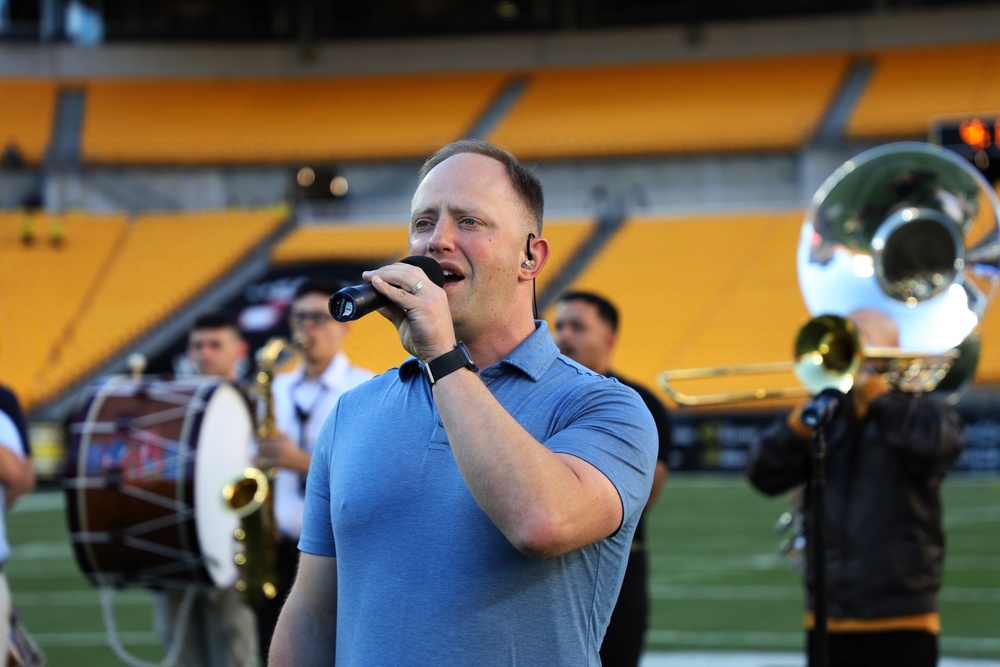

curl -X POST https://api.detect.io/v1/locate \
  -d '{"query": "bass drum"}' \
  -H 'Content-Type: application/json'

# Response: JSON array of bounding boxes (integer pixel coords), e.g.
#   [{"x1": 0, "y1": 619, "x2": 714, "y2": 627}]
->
[{"x1": 64, "y1": 376, "x2": 254, "y2": 590}]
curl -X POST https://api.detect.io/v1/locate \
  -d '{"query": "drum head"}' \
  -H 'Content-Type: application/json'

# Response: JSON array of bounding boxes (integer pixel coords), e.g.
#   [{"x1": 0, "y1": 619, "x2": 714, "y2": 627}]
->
[{"x1": 193, "y1": 381, "x2": 254, "y2": 588}]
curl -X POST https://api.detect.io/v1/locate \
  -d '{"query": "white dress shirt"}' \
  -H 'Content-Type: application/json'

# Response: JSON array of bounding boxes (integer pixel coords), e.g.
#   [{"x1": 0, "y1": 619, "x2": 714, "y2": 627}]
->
[{"x1": 271, "y1": 352, "x2": 373, "y2": 539}]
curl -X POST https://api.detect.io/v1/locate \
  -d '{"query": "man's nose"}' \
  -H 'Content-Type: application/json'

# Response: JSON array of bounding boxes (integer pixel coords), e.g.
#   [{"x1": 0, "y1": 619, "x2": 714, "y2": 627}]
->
[{"x1": 427, "y1": 219, "x2": 457, "y2": 253}]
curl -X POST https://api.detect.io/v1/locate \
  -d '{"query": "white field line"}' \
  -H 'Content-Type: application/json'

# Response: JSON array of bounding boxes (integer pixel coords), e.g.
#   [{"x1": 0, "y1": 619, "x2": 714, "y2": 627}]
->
[
  {"x1": 13, "y1": 590, "x2": 152, "y2": 606},
  {"x1": 646, "y1": 630, "x2": 1000, "y2": 655},
  {"x1": 650, "y1": 583, "x2": 1000, "y2": 602},
  {"x1": 33, "y1": 631, "x2": 160, "y2": 647},
  {"x1": 640, "y1": 651, "x2": 1000, "y2": 667}
]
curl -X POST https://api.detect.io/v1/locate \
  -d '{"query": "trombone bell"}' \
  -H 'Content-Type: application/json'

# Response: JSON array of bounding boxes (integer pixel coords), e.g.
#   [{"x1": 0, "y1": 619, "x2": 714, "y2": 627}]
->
[{"x1": 792, "y1": 315, "x2": 861, "y2": 395}]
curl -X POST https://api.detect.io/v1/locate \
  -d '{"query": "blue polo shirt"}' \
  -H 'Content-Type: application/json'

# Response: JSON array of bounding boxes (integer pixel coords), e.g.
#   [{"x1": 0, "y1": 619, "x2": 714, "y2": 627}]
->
[{"x1": 300, "y1": 321, "x2": 657, "y2": 666}]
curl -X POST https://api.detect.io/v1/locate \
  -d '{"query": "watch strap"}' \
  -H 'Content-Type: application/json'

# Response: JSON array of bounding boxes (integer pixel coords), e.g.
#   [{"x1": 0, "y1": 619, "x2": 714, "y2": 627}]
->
[{"x1": 423, "y1": 342, "x2": 478, "y2": 385}]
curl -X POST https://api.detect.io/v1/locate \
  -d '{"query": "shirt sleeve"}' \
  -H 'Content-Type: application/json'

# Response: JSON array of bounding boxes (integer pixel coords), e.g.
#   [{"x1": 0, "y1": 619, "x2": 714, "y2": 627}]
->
[
  {"x1": 746, "y1": 417, "x2": 810, "y2": 496},
  {"x1": 873, "y1": 392, "x2": 964, "y2": 476},
  {"x1": 545, "y1": 378, "x2": 658, "y2": 531},
  {"x1": 0, "y1": 412, "x2": 25, "y2": 458},
  {"x1": 298, "y1": 402, "x2": 339, "y2": 557},
  {"x1": 629, "y1": 381, "x2": 672, "y2": 465},
  {"x1": 0, "y1": 388, "x2": 30, "y2": 457}
]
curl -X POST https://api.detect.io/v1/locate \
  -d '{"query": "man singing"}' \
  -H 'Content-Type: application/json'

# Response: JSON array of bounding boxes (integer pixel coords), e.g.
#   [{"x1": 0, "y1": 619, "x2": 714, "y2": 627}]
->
[{"x1": 270, "y1": 140, "x2": 658, "y2": 665}]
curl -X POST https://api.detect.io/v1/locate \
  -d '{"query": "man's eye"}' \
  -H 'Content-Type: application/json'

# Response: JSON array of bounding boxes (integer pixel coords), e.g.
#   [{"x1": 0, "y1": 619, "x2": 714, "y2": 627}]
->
[{"x1": 459, "y1": 217, "x2": 478, "y2": 226}]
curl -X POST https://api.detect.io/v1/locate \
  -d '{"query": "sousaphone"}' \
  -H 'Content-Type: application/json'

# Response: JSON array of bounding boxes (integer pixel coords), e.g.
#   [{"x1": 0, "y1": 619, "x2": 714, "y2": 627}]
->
[{"x1": 660, "y1": 142, "x2": 1000, "y2": 404}]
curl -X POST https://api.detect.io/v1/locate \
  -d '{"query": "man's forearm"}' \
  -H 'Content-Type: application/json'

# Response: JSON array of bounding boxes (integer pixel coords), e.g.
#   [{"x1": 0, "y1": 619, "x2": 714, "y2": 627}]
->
[
  {"x1": 5, "y1": 457, "x2": 34, "y2": 507},
  {"x1": 431, "y1": 368, "x2": 622, "y2": 558},
  {"x1": 269, "y1": 590, "x2": 337, "y2": 665},
  {"x1": 269, "y1": 553, "x2": 339, "y2": 666},
  {"x1": 0, "y1": 447, "x2": 24, "y2": 489}
]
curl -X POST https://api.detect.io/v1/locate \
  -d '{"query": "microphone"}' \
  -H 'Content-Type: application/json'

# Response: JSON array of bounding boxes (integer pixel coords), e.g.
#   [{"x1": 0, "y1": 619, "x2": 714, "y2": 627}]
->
[
  {"x1": 328, "y1": 256, "x2": 445, "y2": 322},
  {"x1": 801, "y1": 388, "x2": 847, "y2": 429}
]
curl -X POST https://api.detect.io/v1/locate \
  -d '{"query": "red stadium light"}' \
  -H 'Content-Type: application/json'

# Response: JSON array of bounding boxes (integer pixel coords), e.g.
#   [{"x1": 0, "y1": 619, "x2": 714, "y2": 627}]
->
[
  {"x1": 930, "y1": 115, "x2": 1000, "y2": 183},
  {"x1": 959, "y1": 118, "x2": 992, "y2": 151}
]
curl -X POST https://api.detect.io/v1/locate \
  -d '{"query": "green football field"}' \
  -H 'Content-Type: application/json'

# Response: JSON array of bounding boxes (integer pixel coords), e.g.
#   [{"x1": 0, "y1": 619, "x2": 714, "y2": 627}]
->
[{"x1": 9, "y1": 474, "x2": 1000, "y2": 665}]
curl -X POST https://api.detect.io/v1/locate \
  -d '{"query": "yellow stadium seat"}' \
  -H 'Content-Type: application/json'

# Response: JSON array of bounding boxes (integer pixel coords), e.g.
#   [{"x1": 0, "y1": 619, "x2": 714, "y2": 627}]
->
[
  {"x1": 0, "y1": 212, "x2": 128, "y2": 410},
  {"x1": 847, "y1": 42, "x2": 1000, "y2": 140},
  {"x1": 20, "y1": 207, "x2": 288, "y2": 409},
  {"x1": 0, "y1": 79, "x2": 58, "y2": 165},
  {"x1": 489, "y1": 53, "x2": 850, "y2": 158},
  {"x1": 545, "y1": 211, "x2": 812, "y2": 409},
  {"x1": 81, "y1": 73, "x2": 510, "y2": 164}
]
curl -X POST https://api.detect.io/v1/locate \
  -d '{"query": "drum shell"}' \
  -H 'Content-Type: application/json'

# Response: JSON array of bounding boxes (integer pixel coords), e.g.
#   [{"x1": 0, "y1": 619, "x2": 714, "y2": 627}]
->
[{"x1": 64, "y1": 376, "x2": 254, "y2": 590}]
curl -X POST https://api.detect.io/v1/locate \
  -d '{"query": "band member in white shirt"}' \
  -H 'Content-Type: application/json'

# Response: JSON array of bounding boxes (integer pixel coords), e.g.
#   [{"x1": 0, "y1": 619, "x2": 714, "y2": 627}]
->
[{"x1": 255, "y1": 279, "x2": 373, "y2": 660}]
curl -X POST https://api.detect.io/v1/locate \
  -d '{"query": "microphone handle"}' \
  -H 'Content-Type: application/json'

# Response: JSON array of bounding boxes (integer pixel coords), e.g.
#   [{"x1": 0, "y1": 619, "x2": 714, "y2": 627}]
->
[
  {"x1": 328, "y1": 256, "x2": 445, "y2": 322},
  {"x1": 329, "y1": 285, "x2": 379, "y2": 322},
  {"x1": 801, "y1": 389, "x2": 844, "y2": 428}
]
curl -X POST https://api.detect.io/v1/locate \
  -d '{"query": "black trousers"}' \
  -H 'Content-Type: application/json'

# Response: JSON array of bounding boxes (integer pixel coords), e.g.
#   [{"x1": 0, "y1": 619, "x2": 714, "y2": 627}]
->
[
  {"x1": 256, "y1": 538, "x2": 300, "y2": 663},
  {"x1": 600, "y1": 548, "x2": 649, "y2": 667},
  {"x1": 808, "y1": 629, "x2": 938, "y2": 667}
]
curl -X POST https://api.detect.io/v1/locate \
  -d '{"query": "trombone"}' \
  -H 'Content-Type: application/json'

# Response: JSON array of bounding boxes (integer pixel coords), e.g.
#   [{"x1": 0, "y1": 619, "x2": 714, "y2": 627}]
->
[
  {"x1": 658, "y1": 314, "x2": 961, "y2": 407},
  {"x1": 658, "y1": 315, "x2": 857, "y2": 406}
]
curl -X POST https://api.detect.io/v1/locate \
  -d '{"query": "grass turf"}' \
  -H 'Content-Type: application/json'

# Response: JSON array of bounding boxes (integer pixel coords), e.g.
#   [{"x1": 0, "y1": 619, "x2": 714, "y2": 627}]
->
[{"x1": 9, "y1": 473, "x2": 999, "y2": 664}]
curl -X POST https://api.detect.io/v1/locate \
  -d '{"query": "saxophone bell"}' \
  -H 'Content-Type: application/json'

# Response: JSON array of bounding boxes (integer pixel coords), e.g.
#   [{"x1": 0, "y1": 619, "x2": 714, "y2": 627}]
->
[{"x1": 222, "y1": 467, "x2": 270, "y2": 518}]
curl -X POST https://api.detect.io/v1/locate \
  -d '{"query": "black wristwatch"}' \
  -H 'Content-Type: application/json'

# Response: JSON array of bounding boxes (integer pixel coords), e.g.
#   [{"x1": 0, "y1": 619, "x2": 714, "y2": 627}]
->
[{"x1": 423, "y1": 342, "x2": 478, "y2": 385}]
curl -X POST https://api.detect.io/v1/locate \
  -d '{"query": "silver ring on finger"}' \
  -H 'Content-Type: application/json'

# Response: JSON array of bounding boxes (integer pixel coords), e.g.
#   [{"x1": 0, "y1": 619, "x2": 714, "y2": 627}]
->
[{"x1": 409, "y1": 280, "x2": 425, "y2": 295}]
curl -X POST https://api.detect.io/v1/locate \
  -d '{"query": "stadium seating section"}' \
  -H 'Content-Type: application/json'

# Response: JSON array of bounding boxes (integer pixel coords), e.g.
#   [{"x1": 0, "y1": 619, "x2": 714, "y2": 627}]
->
[
  {"x1": 547, "y1": 211, "x2": 812, "y2": 408},
  {"x1": 76, "y1": 53, "x2": 853, "y2": 163},
  {"x1": 848, "y1": 42, "x2": 1000, "y2": 140},
  {"x1": 0, "y1": 211, "x2": 126, "y2": 408},
  {"x1": 4, "y1": 38, "x2": 1000, "y2": 413},
  {"x1": 0, "y1": 79, "x2": 58, "y2": 166},
  {"x1": 0, "y1": 207, "x2": 288, "y2": 410},
  {"x1": 271, "y1": 223, "x2": 411, "y2": 266},
  {"x1": 489, "y1": 53, "x2": 851, "y2": 158},
  {"x1": 80, "y1": 73, "x2": 509, "y2": 163},
  {"x1": 3, "y1": 42, "x2": 1000, "y2": 164}
]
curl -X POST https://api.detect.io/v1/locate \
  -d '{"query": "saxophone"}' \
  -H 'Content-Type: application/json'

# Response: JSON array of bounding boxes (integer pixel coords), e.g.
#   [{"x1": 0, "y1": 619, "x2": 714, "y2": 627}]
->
[{"x1": 221, "y1": 337, "x2": 288, "y2": 608}]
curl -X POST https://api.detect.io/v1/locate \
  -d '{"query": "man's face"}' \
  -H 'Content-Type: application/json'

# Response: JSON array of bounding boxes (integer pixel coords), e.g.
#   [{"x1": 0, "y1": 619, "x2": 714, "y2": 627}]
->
[
  {"x1": 554, "y1": 299, "x2": 615, "y2": 375},
  {"x1": 849, "y1": 308, "x2": 899, "y2": 377},
  {"x1": 290, "y1": 292, "x2": 348, "y2": 366},
  {"x1": 408, "y1": 152, "x2": 530, "y2": 339},
  {"x1": 187, "y1": 327, "x2": 246, "y2": 380}
]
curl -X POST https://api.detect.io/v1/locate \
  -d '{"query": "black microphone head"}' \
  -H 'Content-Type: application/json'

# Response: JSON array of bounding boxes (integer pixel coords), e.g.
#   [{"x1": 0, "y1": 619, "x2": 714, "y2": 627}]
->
[
  {"x1": 400, "y1": 255, "x2": 445, "y2": 287},
  {"x1": 328, "y1": 256, "x2": 447, "y2": 322}
]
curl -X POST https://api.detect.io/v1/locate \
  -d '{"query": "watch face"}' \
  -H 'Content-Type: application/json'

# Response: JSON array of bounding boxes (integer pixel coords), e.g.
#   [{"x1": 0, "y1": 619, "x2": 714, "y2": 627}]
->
[
  {"x1": 457, "y1": 342, "x2": 476, "y2": 368},
  {"x1": 457, "y1": 342, "x2": 479, "y2": 372}
]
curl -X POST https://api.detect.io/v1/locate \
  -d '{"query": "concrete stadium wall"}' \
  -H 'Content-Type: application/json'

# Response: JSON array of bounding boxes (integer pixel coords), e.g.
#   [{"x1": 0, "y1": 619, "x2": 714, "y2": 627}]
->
[
  {"x1": 0, "y1": 6, "x2": 999, "y2": 78},
  {"x1": 35, "y1": 147, "x2": 880, "y2": 219},
  {"x1": 45, "y1": 167, "x2": 293, "y2": 213},
  {"x1": 0, "y1": 169, "x2": 42, "y2": 208},
  {"x1": 0, "y1": 7, "x2": 983, "y2": 215}
]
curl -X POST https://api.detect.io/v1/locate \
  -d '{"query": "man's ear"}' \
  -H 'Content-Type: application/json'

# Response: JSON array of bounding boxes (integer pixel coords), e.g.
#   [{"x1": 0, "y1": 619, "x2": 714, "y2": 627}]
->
[{"x1": 520, "y1": 235, "x2": 549, "y2": 279}]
